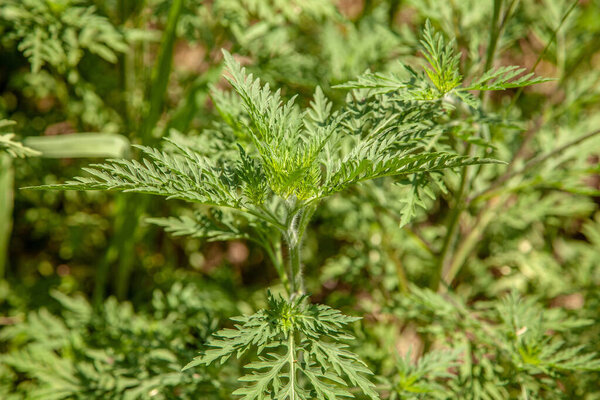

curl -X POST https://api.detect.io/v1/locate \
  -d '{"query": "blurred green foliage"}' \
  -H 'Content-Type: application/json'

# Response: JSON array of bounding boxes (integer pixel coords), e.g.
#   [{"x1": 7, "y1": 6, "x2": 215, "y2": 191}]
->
[{"x1": 1, "y1": 0, "x2": 600, "y2": 398}]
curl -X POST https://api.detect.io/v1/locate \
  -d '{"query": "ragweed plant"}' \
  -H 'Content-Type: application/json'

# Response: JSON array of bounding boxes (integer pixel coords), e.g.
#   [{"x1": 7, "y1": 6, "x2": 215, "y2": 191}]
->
[
  {"x1": 388, "y1": 287, "x2": 600, "y2": 399},
  {"x1": 29, "y1": 20, "x2": 553, "y2": 398},
  {"x1": 0, "y1": 282, "x2": 237, "y2": 399}
]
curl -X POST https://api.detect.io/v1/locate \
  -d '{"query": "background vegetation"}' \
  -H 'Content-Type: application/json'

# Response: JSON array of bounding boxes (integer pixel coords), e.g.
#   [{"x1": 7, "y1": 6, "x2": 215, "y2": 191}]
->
[{"x1": 1, "y1": 0, "x2": 600, "y2": 398}]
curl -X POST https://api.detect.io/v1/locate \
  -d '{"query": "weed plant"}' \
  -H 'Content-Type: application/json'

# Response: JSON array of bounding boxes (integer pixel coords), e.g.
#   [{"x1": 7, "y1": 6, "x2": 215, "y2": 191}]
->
[{"x1": 1, "y1": 0, "x2": 600, "y2": 399}]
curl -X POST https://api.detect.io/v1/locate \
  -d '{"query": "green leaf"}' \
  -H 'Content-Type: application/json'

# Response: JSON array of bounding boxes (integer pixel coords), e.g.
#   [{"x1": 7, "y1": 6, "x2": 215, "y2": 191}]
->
[
  {"x1": 419, "y1": 20, "x2": 462, "y2": 95},
  {"x1": 26, "y1": 142, "x2": 242, "y2": 208},
  {"x1": 147, "y1": 209, "x2": 248, "y2": 242},
  {"x1": 464, "y1": 66, "x2": 554, "y2": 91},
  {"x1": 185, "y1": 293, "x2": 379, "y2": 399},
  {"x1": 324, "y1": 151, "x2": 504, "y2": 197}
]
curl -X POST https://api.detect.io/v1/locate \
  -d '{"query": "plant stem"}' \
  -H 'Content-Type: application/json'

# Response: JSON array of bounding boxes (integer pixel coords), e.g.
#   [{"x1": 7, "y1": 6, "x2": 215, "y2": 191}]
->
[
  {"x1": 387, "y1": 0, "x2": 401, "y2": 28},
  {"x1": 441, "y1": 196, "x2": 503, "y2": 288},
  {"x1": 431, "y1": 0, "x2": 511, "y2": 290},
  {"x1": 94, "y1": 0, "x2": 183, "y2": 304},
  {"x1": 430, "y1": 148, "x2": 471, "y2": 290},
  {"x1": 288, "y1": 331, "x2": 297, "y2": 398},
  {"x1": 140, "y1": 0, "x2": 184, "y2": 146},
  {"x1": 505, "y1": 0, "x2": 579, "y2": 115},
  {"x1": 285, "y1": 207, "x2": 306, "y2": 299},
  {"x1": 436, "y1": 0, "x2": 579, "y2": 292},
  {"x1": 288, "y1": 235, "x2": 303, "y2": 299},
  {"x1": 484, "y1": 0, "x2": 503, "y2": 72},
  {"x1": 0, "y1": 155, "x2": 13, "y2": 278}
]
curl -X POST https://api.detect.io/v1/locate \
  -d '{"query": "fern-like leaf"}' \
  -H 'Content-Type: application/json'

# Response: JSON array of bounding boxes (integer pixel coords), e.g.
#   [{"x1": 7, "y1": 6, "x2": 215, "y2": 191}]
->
[
  {"x1": 147, "y1": 210, "x2": 248, "y2": 242},
  {"x1": 184, "y1": 293, "x2": 379, "y2": 399},
  {"x1": 419, "y1": 20, "x2": 462, "y2": 95},
  {"x1": 464, "y1": 66, "x2": 553, "y2": 91}
]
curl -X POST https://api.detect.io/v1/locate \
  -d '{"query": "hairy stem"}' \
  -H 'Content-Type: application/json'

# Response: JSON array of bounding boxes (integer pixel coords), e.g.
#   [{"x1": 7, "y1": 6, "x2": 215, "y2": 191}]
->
[
  {"x1": 285, "y1": 206, "x2": 307, "y2": 299},
  {"x1": 288, "y1": 233, "x2": 303, "y2": 299}
]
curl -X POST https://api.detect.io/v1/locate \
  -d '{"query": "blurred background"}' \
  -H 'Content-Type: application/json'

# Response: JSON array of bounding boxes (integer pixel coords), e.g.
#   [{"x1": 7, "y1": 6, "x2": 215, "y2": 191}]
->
[{"x1": 1, "y1": 0, "x2": 600, "y2": 398}]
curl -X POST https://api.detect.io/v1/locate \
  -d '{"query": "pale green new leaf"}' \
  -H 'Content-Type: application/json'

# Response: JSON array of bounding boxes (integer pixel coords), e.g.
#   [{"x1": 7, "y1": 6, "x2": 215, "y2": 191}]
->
[
  {"x1": 334, "y1": 68, "x2": 436, "y2": 101},
  {"x1": 419, "y1": 20, "x2": 462, "y2": 95},
  {"x1": 337, "y1": 21, "x2": 550, "y2": 111}
]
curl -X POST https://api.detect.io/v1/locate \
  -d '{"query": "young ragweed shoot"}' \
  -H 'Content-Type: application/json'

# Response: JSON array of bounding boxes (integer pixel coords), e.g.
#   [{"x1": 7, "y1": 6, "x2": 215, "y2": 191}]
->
[
  {"x1": 183, "y1": 292, "x2": 377, "y2": 400},
  {"x1": 30, "y1": 42, "x2": 501, "y2": 398},
  {"x1": 335, "y1": 20, "x2": 552, "y2": 227},
  {"x1": 338, "y1": 20, "x2": 553, "y2": 108},
  {"x1": 31, "y1": 49, "x2": 498, "y2": 297}
]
